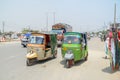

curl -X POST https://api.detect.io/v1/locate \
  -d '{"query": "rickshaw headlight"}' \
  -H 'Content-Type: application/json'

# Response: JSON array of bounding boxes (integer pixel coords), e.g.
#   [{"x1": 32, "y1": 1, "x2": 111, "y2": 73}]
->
[
  {"x1": 63, "y1": 47, "x2": 67, "y2": 51},
  {"x1": 30, "y1": 50, "x2": 34, "y2": 54}
]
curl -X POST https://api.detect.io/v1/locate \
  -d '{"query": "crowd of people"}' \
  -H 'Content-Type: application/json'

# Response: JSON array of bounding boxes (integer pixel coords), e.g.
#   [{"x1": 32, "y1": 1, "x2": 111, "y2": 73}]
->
[{"x1": 104, "y1": 26, "x2": 120, "y2": 70}]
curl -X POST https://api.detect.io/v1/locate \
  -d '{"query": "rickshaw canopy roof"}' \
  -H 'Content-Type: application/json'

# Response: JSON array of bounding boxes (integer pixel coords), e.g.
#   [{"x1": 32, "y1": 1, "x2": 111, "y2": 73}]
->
[
  {"x1": 64, "y1": 32, "x2": 82, "y2": 38},
  {"x1": 31, "y1": 31, "x2": 57, "y2": 36}
]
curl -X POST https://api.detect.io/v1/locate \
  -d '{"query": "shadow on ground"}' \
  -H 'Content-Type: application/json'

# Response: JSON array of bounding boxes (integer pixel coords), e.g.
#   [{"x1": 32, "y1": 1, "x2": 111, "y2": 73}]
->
[
  {"x1": 26, "y1": 58, "x2": 56, "y2": 67},
  {"x1": 102, "y1": 66, "x2": 120, "y2": 74},
  {"x1": 101, "y1": 56, "x2": 120, "y2": 74},
  {"x1": 60, "y1": 59, "x2": 87, "y2": 68}
]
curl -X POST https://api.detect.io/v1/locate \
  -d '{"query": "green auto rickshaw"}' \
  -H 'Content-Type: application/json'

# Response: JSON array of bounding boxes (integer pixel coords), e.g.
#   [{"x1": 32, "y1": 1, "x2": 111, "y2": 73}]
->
[
  {"x1": 61, "y1": 32, "x2": 88, "y2": 68},
  {"x1": 26, "y1": 32, "x2": 57, "y2": 66}
]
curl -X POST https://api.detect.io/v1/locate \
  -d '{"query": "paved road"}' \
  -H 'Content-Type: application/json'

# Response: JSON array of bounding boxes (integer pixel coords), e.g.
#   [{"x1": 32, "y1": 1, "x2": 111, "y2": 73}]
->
[{"x1": 0, "y1": 38, "x2": 120, "y2": 80}]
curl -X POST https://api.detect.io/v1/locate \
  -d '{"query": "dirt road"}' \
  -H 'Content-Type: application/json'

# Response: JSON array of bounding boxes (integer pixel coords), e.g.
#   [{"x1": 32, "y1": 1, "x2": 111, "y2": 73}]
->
[{"x1": 0, "y1": 37, "x2": 120, "y2": 80}]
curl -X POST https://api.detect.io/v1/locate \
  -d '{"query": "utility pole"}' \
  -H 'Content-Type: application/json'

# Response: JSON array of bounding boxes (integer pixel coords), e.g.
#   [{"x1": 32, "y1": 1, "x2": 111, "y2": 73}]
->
[
  {"x1": 113, "y1": 2, "x2": 119, "y2": 70},
  {"x1": 53, "y1": 12, "x2": 55, "y2": 25},
  {"x1": 2, "y1": 21, "x2": 5, "y2": 34},
  {"x1": 46, "y1": 12, "x2": 48, "y2": 31},
  {"x1": 104, "y1": 22, "x2": 107, "y2": 30},
  {"x1": 114, "y1": 3, "x2": 116, "y2": 28}
]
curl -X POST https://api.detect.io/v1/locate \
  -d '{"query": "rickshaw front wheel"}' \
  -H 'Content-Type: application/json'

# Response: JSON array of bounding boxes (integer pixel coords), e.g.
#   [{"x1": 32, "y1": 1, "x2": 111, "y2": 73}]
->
[
  {"x1": 66, "y1": 60, "x2": 70, "y2": 68},
  {"x1": 66, "y1": 60, "x2": 74, "y2": 68},
  {"x1": 26, "y1": 59, "x2": 33, "y2": 66}
]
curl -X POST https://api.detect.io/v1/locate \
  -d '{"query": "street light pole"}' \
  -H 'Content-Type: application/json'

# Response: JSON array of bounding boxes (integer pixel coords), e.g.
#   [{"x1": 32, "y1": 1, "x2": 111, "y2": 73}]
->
[
  {"x1": 113, "y1": 2, "x2": 119, "y2": 70},
  {"x1": 2, "y1": 21, "x2": 5, "y2": 34},
  {"x1": 53, "y1": 12, "x2": 55, "y2": 25},
  {"x1": 46, "y1": 12, "x2": 48, "y2": 31},
  {"x1": 114, "y1": 3, "x2": 116, "y2": 28}
]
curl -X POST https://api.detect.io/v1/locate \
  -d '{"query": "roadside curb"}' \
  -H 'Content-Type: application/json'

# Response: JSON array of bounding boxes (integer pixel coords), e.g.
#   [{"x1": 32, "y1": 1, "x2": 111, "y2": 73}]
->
[{"x1": 0, "y1": 41, "x2": 20, "y2": 44}]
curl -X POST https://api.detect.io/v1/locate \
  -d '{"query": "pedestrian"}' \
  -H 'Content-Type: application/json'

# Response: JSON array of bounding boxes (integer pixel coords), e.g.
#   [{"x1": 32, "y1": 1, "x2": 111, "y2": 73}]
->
[
  {"x1": 105, "y1": 36, "x2": 109, "y2": 59},
  {"x1": 108, "y1": 27, "x2": 116, "y2": 68},
  {"x1": 117, "y1": 27, "x2": 120, "y2": 42},
  {"x1": 103, "y1": 34, "x2": 106, "y2": 42},
  {"x1": 104, "y1": 28, "x2": 111, "y2": 59},
  {"x1": 117, "y1": 27, "x2": 120, "y2": 66}
]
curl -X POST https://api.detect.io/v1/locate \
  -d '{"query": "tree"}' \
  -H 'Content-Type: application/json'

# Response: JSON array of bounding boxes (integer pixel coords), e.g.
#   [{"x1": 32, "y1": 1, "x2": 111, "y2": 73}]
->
[
  {"x1": 21, "y1": 28, "x2": 30, "y2": 34},
  {"x1": 0, "y1": 30, "x2": 2, "y2": 35},
  {"x1": 21, "y1": 28, "x2": 39, "y2": 34}
]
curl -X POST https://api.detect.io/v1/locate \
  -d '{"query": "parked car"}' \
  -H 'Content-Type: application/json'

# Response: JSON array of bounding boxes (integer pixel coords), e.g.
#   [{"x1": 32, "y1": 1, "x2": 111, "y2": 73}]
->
[{"x1": 21, "y1": 33, "x2": 31, "y2": 47}]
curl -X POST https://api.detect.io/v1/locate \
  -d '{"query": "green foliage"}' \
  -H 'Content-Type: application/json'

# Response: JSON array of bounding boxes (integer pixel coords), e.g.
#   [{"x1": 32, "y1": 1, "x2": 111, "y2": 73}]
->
[
  {"x1": 21, "y1": 28, "x2": 39, "y2": 34},
  {"x1": 0, "y1": 30, "x2": 2, "y2": 35},
  {"x1": 22, "y1": 28, "x2": 30, "y2": 34}
]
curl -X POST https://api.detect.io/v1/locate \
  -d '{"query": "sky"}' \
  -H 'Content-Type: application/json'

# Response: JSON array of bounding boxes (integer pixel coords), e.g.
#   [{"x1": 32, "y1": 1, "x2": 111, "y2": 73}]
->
[{"x1": 0, "y1": 0, "x2": 120, "y2": 32}]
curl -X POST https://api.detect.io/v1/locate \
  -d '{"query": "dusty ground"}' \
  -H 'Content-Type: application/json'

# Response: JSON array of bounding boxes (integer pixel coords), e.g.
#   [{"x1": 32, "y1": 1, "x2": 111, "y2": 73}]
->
[{"x1": 0, "y1": 37, "x2": 120, "y2": 80}]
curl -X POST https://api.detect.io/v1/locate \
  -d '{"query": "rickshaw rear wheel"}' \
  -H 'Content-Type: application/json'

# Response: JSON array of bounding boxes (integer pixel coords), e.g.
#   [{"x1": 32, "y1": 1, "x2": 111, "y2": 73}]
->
[
  {"x1": 85, "y1": 52, "x2": 88, "y2": 61},
  {"x1": 53, "y1": 50, "x2": 57, "y2": 58}
]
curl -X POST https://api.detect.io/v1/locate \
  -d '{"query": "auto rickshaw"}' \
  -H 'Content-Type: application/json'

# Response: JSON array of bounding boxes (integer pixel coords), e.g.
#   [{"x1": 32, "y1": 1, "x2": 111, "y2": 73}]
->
[
  {"x1": 26, "y1": 32, "x2": 57, "y2": 66},
  {"x1": 61, "y1": 32, "x2": 88, "y2": 68}
]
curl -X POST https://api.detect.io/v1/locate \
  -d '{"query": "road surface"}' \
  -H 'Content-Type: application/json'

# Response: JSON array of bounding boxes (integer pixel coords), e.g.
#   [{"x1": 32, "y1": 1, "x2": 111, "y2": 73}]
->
[{"x1": 0, "y1": 37, "x2": 120, "y2": 80}]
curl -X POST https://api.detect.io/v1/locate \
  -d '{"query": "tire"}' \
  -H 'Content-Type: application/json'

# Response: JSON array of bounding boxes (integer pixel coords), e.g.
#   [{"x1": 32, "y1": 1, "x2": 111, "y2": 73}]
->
[
  {"x1": 66, "y1": 60, "x2": 70, "y2": 68},
  {"x1": 23, "y1": 45, "x2": 26, "y2": 47},
  {"x1": 72, "y1": 59, "x2": 74, "y2": 65},
  {"x1": 66, "y1": 60, "x2": 74, "y2": 68},
  {"x1": 57, "y1": 44, "x2": 61, "y2": 47},
  {"x1": 26, "y1": 59, "x2": 33, "y2": 66},
  {"x1": 53, "y1": 50, "x2": 57, "y2": 58},
  {"x1": 85, "y1": 52, "x2": 88, "y2": 61}
]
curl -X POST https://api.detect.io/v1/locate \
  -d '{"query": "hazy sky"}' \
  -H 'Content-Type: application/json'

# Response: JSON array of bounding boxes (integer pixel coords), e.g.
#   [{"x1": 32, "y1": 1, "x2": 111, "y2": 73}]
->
[{"x1": 0, "y1": 0, "x2": 120, "y2": 32}]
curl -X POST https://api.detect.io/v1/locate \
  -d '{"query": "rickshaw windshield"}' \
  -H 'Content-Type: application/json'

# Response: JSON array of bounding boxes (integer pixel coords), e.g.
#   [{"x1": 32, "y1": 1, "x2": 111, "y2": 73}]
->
[
  {"x1": 30, "y1": 36, "x2": 44, "y2": 44},
  {"x1": 63, "y1": 35, "x2": 81, "y2": 44}
]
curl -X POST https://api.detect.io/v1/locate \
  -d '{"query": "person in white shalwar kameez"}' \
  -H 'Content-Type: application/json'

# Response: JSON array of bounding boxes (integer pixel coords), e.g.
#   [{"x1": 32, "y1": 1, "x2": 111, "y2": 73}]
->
[{"x1": 105, "y1": 37, "x2": 109, "y2": 59}]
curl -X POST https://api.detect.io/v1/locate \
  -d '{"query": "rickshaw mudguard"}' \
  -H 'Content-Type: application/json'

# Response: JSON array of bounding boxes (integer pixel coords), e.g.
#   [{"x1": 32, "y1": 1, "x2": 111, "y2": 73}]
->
[
  {"x1": 26, "y1": 52, "x2": 37, "y2": 59},
  {"x1": 64, "y1": 53, "x2": 74, "y2": 60}
]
